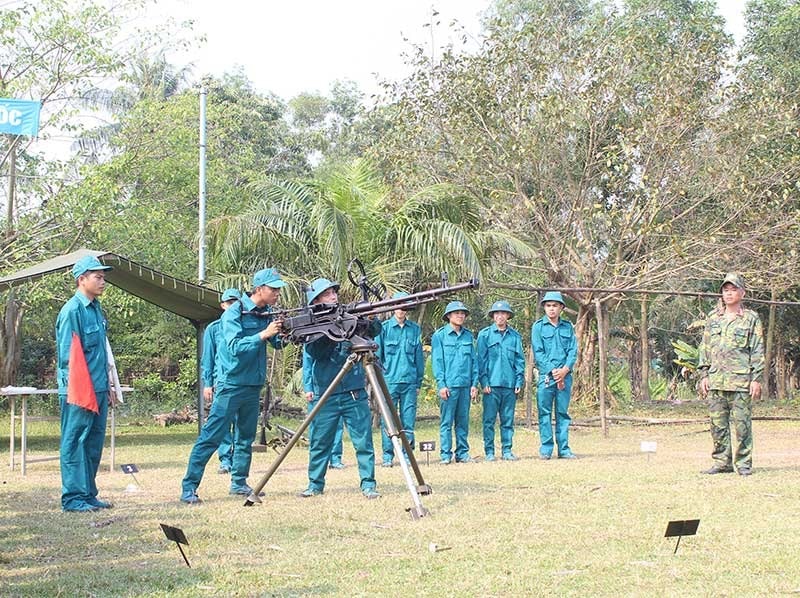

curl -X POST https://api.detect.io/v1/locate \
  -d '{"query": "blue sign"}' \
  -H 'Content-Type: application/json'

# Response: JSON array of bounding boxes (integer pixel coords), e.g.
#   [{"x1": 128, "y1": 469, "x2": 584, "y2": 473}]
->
[{"x1": 0, "y1": 98, "x2": 41, "y2": 136}]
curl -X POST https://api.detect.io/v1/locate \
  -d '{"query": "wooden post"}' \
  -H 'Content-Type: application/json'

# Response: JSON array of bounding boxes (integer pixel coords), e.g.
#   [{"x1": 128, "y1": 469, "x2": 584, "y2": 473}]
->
[
  {"x1": 525, "y1": 292, "x2": 541, "y2": 429},
  {"x1": 525, "y1": 347, "x2": 534, "y2": 428},
  {"x1": 764, "y1": 287, "x2": 776, "y2": 399},
  {"x1": 594, "y1": 298, "x2": 608, "y2": 437},
  {"x1": 640, "y1": 296, "x2": 650, "y2": 401}
]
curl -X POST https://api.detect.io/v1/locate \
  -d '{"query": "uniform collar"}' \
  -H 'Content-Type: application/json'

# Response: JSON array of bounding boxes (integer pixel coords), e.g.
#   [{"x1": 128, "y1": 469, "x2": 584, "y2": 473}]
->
[
  {"x1": 490, "y1": 323, "x2": 510, "y2": 334},
  {"x1": 387, "y1": 316, "x2": 408, "y2": 328},
  {"x1": 241, "y1": 293, "x2": 267, "y2": 312},
  {"x1": 716, "y1": 303, "x2": 744, "y2": 317},
  {"x1": 74, "y1": 289, "x2": 96, "y2": 307},
  {"x1": 539, "y1": 314, "x2": 562, "y2": 326},
  {"x1": 447, "y1": 323, "x2": 464, "y2": 335}
]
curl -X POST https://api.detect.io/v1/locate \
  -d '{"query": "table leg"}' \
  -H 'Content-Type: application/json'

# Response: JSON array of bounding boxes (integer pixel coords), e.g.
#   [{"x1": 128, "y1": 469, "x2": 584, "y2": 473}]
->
[
  {"x1": 21, "y1": 395, "x2": 27, "y2": 476},
  {"x1": 9, "y1": 395, "x2": 15, "y2": 471},
  {"x1": 110, "y1": 402, "x2": 116, "y2": 472}
]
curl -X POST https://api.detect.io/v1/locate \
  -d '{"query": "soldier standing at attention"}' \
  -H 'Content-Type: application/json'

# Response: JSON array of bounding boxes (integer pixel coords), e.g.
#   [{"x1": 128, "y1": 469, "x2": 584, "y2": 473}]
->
[
  {"x1": 477, "y1": 300, "x2": 526, "y2": 462},
  {"x1": 56, "y1": 255, "x2": 115, "y2": 512},
  {"x1": 698, "y1": 272, "x2": 764, "y2": 476},
  {"x1": 531, "y1": 291, "x2": 578, "y2": 460},
  {"x1": 431, "y1": 301, "x2": 479, "y2": 464},
  {"x1": 375, "y1": 292, "x2": 425, "y2": 468}
]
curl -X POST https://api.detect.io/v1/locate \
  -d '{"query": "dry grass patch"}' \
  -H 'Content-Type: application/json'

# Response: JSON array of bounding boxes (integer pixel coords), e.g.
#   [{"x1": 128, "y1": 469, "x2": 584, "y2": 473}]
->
[{"x1": 1, "y1": 416, "x2": 799, "y2": 596}]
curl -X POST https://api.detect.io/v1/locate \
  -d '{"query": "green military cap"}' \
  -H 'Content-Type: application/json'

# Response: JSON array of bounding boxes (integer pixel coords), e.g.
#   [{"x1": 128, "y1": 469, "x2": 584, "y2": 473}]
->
[
  {"x1": 72, "y1": 255, "x2": 112, "y2": 278},
  {"x1": 540, "y1": 291, "x2": 565, "y2": 306},
  {"x1": 487, "y1": 300, "x2": 514, "y2": 317},
  {"x1": 221, "y1": 288, "x2": 241, "y2": 302},
  {"x1": 720, "y1": 272, "x2": 745, "y2": 291},
  {"x1": 443, "y1": 300, "x2": 469, "y2": 320},
  {"x1": 253, "y1": 267, "x2": 287, "y2": 289},
  {"x1": 306, "y1": 278, "x2": 339, "y2": 304}
]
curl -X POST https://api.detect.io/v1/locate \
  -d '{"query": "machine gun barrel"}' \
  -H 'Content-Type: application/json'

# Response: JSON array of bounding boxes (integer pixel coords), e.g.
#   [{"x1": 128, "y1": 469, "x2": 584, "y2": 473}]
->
[
  {"x1": 278, "y1": 277, "x2": 479, "y2": 344},
  {"x1": 245, "y1": 274, "x2": 479, "y2": 344},
  {"x1": 346, "y1": 278, "x2": 480, "y2": 319}
]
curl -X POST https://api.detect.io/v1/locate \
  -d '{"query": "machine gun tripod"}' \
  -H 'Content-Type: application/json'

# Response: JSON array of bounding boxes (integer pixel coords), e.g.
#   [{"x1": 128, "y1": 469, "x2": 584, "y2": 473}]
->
[{"x1": 244, "y1": 334, "x2": 432, "y2": 519}]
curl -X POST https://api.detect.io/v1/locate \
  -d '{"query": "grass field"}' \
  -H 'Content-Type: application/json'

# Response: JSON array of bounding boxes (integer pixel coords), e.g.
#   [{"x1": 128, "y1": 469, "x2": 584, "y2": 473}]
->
[{"x1": 1, "y1": 410, "x2": 799, "y2": 597}]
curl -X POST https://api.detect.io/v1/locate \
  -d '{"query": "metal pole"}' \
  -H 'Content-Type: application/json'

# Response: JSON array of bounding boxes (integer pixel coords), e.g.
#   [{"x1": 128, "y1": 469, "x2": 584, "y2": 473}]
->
[{"x1": 198, "y1": 84, "x2": 207, "y2": 284}]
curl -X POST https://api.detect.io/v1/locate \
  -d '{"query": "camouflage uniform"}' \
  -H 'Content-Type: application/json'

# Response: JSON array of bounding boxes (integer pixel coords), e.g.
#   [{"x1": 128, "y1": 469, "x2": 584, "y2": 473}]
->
[{"x1": 697, "y1": 293, "x2": 764, "y2": 471}]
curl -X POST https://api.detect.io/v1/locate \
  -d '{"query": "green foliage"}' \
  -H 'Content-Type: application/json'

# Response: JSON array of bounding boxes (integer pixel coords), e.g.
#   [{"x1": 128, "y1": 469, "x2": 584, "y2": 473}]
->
[
  {"x1": 608, "y1": 364, "x2": 631, "y2": 406},
  {"x1": 648, "y1": 376, "x2": 669, "y2": 401},
  {"x1": 672, "y1": 339, "x2": 699, "y2": 371}
]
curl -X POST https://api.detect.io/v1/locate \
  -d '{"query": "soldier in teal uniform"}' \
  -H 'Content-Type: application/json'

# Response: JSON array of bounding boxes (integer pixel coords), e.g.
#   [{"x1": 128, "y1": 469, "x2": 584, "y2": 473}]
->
[
  {"x1": 531, "y1": 291, "x2": 578, "y2": 460},
  {"x1": 180, "y1": 268, "x2": 285, "y2": 503},
  {"x1": 477, "y1": 300, "x2": 525, "y2": 462},
  {"x1": 375, "y1": 292, "x2": 425, "y2": 467},
  {"x1": 303, "y1": 349, "x2": 346, "y2": 469},
  {"x1": 300, "y1": 278, "x2": 381, "y2": 499},
  {"x1": 431, "y1": 300, "x2": 479, "y2": 464},
  {"x1": 56, "y1": 255, "x2": 114, "y2": 512},
  {"x1": 698, "y1": 272, "x2": 764, "y2": 476},
  {"x1": 200, "y1": 288, "x2": 241, "y2": 474}
]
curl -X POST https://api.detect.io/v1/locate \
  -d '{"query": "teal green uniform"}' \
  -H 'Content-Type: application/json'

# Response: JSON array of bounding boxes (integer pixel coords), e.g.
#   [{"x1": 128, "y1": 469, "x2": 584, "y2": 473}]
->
[
  {"x1": 182, "y1": 294, "x2": 282, "y2": 495},
  {"x1": 375, "y1": 316, "x2": 425, "y2": 464},
  {"x1": 477, "y1": 323, "x2": 525, "y2": 459},
  {"x1": 531, "y1": 315, "x2": 578, "y2": 458},
  {"x1": 431, "y1": 324, "x2": 478, "y2": 462},
  {"x1": 200, "y1": 319, "x2": 235, "y2": 470},
  {"x1": 303, "y1": 350, "x2": 344, "y2": 467},
  {"x1": 303, "y1": 317, "x2": 382, "y2": 495},
  {"x1": 56, "y1": 290, "x2": 110, "y2": 511},
  {"x1": 698, "y1": 306, "x2": 764, "y2": 470}
]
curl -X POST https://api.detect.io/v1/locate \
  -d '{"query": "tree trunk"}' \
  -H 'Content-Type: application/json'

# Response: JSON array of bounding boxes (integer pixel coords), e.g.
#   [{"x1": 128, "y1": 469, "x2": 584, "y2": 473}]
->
[
  {"x1": 572, "y1": 303, "x2": 596, "y2": 404},
  {"x1": 524, "y1": 346, "x2": 534, "y2": 428},
  {"x1": 0, "y1": 290, "x2": 24, "y2": 386},
  {"x1": 629, "y1": 337, "x2": 642, "y2": 401},
  {"x1": 775, "y1": 335, "x2": 786, "y2": 402}
]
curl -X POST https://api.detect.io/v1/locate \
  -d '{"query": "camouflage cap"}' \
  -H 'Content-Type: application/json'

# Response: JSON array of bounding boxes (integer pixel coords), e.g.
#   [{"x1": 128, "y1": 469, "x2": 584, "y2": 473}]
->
[{"x1": 720, "y1": 272, "x2": 745, "y2": 291}]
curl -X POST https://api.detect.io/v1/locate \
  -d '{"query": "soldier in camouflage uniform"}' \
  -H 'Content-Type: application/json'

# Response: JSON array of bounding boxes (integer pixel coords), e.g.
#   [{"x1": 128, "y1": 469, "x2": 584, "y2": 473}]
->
[{"x1": 697, "y1": 272, "x2": 764, "y2": 476}]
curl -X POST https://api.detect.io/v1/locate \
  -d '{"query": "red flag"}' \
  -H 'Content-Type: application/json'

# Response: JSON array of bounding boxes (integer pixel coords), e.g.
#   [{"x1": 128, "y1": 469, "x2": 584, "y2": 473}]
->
[{"x1": 67, "y1": 332, "x2": 98, "y2": 413}]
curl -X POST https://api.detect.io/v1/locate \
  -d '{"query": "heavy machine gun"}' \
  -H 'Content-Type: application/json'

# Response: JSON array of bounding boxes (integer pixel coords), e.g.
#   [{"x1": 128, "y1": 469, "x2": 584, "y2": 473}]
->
[
  {"x1": 249, "y1": 259, "x2": 479, "y2": 345},
  {"x1": 243, "y1": 260, "x2": 479, "y2": 519}
]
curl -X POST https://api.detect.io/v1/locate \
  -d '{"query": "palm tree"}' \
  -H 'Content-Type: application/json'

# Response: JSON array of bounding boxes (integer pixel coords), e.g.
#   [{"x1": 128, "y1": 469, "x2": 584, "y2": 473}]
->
[
  {"x1": 74, "y1": 52, "x2": 194, "y2": 161},
  {"x1": 206, "y1": 158, "x2": 536, "y2": 303}
]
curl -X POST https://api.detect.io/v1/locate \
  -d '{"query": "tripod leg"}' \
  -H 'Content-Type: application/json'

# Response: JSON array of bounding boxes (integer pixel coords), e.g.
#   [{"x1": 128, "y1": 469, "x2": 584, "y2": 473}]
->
[
  {"x1": 367, "y1": 357, "x2": 430, "y2": 492},
  {"x1": 364, "y1": 360, "x2": 430, "y2": 519},
  {"x1": 244, "y1": 353, "x2": 359, "y2": 506}
]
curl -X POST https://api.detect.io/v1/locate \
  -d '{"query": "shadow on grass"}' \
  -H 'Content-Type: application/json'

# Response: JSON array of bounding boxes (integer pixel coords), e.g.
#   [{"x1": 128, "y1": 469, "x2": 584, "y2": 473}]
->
[{"x1": 0, "y1": 490, "x2": 208, "y2": 595}]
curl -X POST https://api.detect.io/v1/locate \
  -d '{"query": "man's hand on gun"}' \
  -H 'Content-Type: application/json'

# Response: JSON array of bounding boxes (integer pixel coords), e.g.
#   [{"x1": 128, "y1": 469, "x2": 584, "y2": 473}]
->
[{"x1": 260, "y1": 317, "x2": 284, "y2": 341}]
